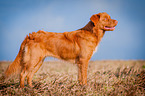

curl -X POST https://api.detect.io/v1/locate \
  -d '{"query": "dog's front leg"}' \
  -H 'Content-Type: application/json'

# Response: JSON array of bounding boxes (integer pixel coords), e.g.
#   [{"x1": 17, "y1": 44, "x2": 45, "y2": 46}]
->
[
  {"x1": 77, "y1": 58, "x2": 89, "y2": 85},
  {"x1": 77, "y1": 63, "x2": 82, "y2": 84}
]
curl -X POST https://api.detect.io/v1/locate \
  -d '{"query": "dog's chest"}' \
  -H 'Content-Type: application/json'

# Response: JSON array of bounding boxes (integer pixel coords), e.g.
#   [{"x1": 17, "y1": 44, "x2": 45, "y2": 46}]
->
[{"x1": 93, "y1": 46, "x2": 98, "y2": 55}]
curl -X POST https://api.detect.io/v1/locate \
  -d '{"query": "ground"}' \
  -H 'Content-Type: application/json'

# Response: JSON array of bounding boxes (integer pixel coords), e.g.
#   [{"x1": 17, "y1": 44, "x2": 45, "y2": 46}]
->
[{"x1": 0, "y1": 60, "x2": 145, "y2": 95}]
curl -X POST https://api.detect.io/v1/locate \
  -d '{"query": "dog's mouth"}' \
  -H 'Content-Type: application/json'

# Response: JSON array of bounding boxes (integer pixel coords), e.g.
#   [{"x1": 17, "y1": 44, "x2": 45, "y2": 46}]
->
[{"x1": 104, "y1": 26, "x2": 115, "y2": 30}]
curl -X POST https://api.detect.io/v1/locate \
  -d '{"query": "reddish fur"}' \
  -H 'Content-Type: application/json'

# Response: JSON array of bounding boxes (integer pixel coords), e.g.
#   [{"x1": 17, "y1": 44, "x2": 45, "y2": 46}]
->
[{"x1": 4, "y1": 12, "x2": 117, "y2": 87}]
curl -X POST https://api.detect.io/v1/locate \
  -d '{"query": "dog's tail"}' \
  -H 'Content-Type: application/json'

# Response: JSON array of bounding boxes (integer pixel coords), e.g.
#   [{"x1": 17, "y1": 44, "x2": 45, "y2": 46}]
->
[
  {"x1": 4, "y1": 35, "x2": 29, "y2": 79},
  {"x1": 4, "y1": 52, "x2": 22, "y2": 79}
]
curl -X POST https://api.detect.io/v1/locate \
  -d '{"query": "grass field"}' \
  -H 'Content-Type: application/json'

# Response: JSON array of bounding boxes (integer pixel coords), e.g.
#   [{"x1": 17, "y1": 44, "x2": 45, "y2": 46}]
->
[{"x1": 0, "y1": 60, "x2": 145, "y2": 95}]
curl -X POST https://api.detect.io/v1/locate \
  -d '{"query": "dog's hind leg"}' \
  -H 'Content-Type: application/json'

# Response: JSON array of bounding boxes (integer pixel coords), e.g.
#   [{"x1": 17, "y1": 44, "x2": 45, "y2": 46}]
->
[
  {"x1": 20, "y1": 45, "x2": 30, "y2": 88},
  {"x1": 27, "y1": 57, "x2": 44, "y2": 87},
  {"x1": 20, "y1": 42, "x2": 45, "y2": 87},
  {"x1": 20, "y1": 56, "x2": 44, "y2": 88},
  {"x1": 20, "y1": 67, "x2": 29, "y2": 88}
]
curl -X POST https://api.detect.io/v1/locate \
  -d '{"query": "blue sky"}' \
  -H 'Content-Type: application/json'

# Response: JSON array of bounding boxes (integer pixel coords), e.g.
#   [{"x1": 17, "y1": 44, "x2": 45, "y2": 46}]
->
[{"x1": 0, "y1": 0, "x2": 145, "y2": 61}]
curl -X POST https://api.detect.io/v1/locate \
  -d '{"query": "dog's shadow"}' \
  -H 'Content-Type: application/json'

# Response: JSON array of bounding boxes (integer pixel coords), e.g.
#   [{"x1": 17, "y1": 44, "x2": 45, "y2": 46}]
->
[
  {"x1": 0, "y1": 82, "x2": 19, "y2": 89},
  {"x1": 0, "y1": 81, "x2": 43, "y2": 90}
]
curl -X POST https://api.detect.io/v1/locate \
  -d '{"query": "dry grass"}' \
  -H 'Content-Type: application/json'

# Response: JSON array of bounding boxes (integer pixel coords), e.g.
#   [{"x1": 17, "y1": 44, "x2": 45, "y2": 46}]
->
[{"x1": 0, "y1": 60, "x2": 145, "y2": 95}]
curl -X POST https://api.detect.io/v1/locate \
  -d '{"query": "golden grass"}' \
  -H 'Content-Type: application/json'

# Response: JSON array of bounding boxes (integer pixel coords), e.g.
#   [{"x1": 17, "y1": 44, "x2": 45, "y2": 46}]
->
[{"x1": 0, "y1": 60, "x2": 145, "y2": 95}]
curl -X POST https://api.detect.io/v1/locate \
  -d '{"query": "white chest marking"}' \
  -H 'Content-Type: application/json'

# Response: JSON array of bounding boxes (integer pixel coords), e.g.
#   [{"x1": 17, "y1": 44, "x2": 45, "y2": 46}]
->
[{"x1": 93, "y1": 46, "x2": 98, "y2": 55}]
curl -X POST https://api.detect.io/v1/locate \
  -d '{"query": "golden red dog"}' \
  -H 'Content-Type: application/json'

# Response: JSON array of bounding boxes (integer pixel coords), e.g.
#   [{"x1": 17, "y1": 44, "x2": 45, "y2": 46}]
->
[{"x1": 4, "y1": 12, "x2": 117, "y2": 87}]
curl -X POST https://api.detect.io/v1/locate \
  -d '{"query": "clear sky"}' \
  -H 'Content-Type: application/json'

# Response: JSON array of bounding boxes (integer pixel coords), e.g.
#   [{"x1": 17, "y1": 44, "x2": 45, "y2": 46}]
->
[{"x1": 0, "y1": 0, "x2": 145, "y2": 61}]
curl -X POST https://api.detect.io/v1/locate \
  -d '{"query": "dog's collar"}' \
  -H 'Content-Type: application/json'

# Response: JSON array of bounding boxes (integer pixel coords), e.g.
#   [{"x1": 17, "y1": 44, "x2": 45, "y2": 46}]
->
[{"x1": 90, "y1": 21, "x2": 95, "y2": 26}]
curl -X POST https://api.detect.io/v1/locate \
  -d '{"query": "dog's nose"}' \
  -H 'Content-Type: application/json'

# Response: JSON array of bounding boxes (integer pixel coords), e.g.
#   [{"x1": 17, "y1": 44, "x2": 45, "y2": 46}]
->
[{"x1": 115, "y1": 20, "x2": 118, "y2": 25}]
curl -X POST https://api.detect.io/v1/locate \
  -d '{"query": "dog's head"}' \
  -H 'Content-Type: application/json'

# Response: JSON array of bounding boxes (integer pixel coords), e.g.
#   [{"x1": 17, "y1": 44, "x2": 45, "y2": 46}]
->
[{"x1": 90, "y1": 12, "x2": 118, "y2": 31}]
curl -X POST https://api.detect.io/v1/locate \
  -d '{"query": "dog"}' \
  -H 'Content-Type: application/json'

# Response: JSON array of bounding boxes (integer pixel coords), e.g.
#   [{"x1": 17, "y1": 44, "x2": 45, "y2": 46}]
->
[{"x1": 4, "y1": 12, "x2": 118, "y2": 87}]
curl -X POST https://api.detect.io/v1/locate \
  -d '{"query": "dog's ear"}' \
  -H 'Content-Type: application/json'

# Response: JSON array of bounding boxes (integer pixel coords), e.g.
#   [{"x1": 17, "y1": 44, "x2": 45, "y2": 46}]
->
[{"x1": 90, "y1": 14, "x2": 100, "y2": 25}]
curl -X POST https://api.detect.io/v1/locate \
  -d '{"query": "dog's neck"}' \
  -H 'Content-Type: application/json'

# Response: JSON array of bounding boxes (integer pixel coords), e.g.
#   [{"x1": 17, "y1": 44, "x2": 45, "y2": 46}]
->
[
  {"x1": 79, "y1": 21, "x2": 94, "y2": 33},
  {"x1": 81, "y1": 21, "x2": 106, "y2": 47},
  {"x1": 79, "y1": 21, "x2": 105, "y2": 41},
  {"x1": 79, "y1": 21, "x2": 105, "y2": 34}
]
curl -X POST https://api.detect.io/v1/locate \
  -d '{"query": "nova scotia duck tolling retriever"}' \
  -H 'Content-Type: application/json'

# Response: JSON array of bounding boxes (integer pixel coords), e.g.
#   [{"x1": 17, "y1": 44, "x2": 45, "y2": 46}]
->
[{"x1": 4, "y1": 12, "x2": 118, "y2": 87}]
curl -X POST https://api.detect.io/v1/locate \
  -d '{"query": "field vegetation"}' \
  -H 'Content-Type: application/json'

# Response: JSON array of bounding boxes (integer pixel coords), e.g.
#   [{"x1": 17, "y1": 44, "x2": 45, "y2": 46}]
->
[{"x1": 0, "y1": 60, "x2": 145, "y2": 95}]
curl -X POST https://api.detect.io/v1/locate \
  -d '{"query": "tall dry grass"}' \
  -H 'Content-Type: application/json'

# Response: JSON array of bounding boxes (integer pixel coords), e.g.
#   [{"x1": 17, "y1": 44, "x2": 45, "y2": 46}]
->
[{"x1": 0, "y1": 60, "x2": 145, "y2": 95}]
